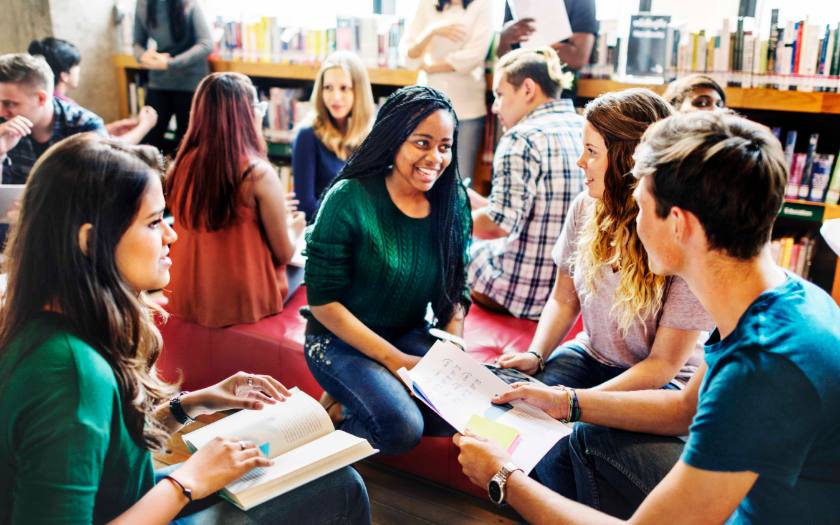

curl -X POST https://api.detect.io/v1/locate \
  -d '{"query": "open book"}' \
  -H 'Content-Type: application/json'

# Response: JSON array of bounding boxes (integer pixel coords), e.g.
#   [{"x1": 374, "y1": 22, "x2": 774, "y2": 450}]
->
[
  {"x1": 398, "y1": 341, "x2": 571, "y2": 473},
  {"x1": 182, "y1": 389, "x2": 376, "y2": 510}
]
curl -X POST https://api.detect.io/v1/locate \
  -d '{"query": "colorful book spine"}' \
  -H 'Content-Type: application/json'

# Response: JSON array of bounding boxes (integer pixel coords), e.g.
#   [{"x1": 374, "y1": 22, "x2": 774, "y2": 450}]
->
[
  {"x1": 826, "y1": 149, "x2": 840, "y2": 205},
  {"x1": 808, "y1": 154, "x2": 835, "y2": 202},
  {"x1": 798, "y1": 133, "x2": 820, "y2": 200},
  {"x1": 787, "y1": 152, "x2": 806, "y2": 199}
]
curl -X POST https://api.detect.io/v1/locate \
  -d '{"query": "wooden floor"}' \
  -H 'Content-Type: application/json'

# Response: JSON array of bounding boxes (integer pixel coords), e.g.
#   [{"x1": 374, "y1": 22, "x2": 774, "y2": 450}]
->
[{"x1": 155, "y1": 415, "x2": 519, "y2": 525}]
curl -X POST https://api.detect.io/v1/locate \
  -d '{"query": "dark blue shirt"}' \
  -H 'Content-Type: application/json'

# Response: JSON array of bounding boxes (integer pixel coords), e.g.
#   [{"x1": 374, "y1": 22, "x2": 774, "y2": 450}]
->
[
  {"x1": 1, "y1": 97, "x2": 105, "y2": 184},
  {"x1": 292, "y1": 126, "x2": 346, "y2": 220},
  {"x1": 683, "y1": 274, "x2": 840, "y2": 524}
]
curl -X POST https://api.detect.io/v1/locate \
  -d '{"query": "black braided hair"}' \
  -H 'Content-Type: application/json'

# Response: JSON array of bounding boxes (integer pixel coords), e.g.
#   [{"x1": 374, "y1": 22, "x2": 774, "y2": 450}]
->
[
  {"x1": 435, "y1": 0, "x2": 474, "y2": 10},
  {"x1": 325, "y1": 85, "x2": 471, "y2": 326}
]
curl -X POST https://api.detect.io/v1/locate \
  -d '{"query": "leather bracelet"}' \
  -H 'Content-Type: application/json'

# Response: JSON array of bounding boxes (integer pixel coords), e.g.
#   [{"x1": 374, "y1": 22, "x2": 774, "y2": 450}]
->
[
  {"x1": 169, "y1": 391, "x2": 195, "y2": 425},
  {"x1": 164, "y1": 474, "x2": 193, "y2": 502},
  {"x1": 525, "y1": 351, "x2": 545, "y2": 372}
]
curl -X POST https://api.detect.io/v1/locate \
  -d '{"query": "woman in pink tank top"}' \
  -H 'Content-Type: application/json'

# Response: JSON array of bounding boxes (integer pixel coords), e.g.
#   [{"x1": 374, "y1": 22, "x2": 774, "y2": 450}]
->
[{"x1": 164, "y1": 72, "x2": 304, "y2": 327}]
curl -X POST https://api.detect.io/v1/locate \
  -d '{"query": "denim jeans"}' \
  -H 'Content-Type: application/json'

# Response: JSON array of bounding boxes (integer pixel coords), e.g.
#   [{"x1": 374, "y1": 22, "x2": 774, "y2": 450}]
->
[
  {"x1": 533, "y1": 343, "x2": 684, "y2": 517},
  {"x1": 304, "y1": 326, "x2": 454, "y2": 455},
  {"x1": 534, "y1": 424, "x2": 684, "y2": 519},
  {"x1": 457, "y1": 116, "x2": 485, "y2": 185},
  {"x1": 155, "y1": 464, "x2": 370, "y2": 524}
]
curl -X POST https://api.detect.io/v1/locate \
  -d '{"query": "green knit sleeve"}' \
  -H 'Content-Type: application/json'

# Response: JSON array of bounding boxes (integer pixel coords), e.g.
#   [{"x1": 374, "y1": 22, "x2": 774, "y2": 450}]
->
[
  {"x1": 458, "y1": 186, "x2": 473, "y2": 309},
  {"x1": 304, "y1": 180, "x2": 358, "y2": 306}
]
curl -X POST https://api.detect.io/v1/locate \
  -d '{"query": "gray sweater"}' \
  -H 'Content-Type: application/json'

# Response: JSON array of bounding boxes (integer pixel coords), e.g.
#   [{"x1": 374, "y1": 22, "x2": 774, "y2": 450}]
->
[{"x1": 132, "y1": 0, "x2": 212, "y2": 91}]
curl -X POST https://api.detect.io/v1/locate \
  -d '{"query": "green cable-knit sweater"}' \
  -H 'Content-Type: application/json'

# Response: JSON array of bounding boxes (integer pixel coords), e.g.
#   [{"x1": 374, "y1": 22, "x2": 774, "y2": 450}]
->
[{"x1": 303, "y1": 176, "x2": 470, "y2": 336}]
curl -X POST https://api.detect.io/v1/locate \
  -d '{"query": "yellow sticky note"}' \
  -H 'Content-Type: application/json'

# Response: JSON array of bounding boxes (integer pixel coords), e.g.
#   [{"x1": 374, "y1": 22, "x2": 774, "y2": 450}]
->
[{"x1": 466, "y1": 414, "x2": 521, "y2": 453}]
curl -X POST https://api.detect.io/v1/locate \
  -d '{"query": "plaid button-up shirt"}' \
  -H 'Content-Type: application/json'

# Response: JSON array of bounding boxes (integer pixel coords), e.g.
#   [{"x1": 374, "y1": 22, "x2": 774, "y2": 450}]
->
[
  {"x1": 469, "y1": 99, "x2": 584, "y2": 320},
  {"x1": 1, "y1": 97, "x2": 105, "y2": 184}
]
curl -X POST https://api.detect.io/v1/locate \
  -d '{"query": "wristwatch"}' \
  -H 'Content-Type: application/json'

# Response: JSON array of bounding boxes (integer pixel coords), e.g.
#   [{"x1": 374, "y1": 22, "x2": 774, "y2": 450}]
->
[{"x1": 488, "y1": 462, "x2": 523, "y2": 506}]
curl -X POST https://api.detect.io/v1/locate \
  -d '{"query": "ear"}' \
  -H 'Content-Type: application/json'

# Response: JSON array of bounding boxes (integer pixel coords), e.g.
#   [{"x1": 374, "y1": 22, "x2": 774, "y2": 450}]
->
[
  {"x1": 59, "y1": 71, "x2": 70, "y2": 85},
  {"x1": 36, "y1": 89, "x2": 49, "y2": 106},
  {"x1": 522, "y1": 78, "x2": 537, "y2": 102},
  {"x1": 78, "y1": 223, "x2": 93, "y2": 256}
]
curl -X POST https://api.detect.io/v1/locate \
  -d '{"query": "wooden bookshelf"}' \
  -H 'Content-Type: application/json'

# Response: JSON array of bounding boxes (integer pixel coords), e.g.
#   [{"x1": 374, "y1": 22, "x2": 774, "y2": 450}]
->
[
  {"x1": 112, "y1": 54, "x2": 418, "y2": 119},
  {"x1": 576, "y1": 79, "x2": 840, "y2": 115}
]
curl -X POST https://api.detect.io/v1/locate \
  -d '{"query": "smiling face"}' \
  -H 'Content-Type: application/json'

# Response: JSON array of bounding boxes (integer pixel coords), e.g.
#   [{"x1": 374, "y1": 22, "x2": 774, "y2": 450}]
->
[
  {"x1": 321, "y1": 66, "x2": 354, "y2": 125},
  {"x1": 114, "y1": 173, "x2": 178, "y2": 292},
  {"x1": 577, "y1": 121, "x2": 610, "y2": 199},
  {"x1": 390, "y1": 109, "x2": 455, "y2": 195}
]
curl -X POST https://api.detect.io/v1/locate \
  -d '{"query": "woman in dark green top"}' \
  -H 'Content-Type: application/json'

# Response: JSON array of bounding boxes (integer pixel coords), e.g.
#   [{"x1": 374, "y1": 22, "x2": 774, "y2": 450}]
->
[
  {"x1": 304, "y1": 86, "x2": 472, "y2": 455},
  {"x1": 0, "y1": 134, "x2": 370, "y2": 524}
]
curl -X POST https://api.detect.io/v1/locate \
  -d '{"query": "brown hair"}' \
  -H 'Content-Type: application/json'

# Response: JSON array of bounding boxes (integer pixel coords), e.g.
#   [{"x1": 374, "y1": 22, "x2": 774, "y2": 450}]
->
[
  {"x1": 634, "y1": 111, "x2": 787, "y2": 259},
  {"x1": 166, "y1": 72, "x2": 266, "y2": 231},
  {"x1": 575, "y1": 89, "x2": 673, "y2": 332},
  {"x1": 495, "y1": 47, "x2": 569, "y2": 99},
  {"x1": 0, "y1": 52, "x2": 54, "y2": 92},
  {"x1": 306, "y1": 51, "x2": 375, "y2": 160},
  {"x1": 663, "y1": 74, "x2": 726, "y2": 109},
  {"x1": 0, "y1": 133, "x2": 175, "y2": 449}
]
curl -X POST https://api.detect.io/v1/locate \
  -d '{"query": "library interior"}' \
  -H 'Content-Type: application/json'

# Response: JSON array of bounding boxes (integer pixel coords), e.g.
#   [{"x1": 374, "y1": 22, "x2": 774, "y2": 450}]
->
[{"x1": 1, "y1": 0, "x2": 840, "y2": 524}]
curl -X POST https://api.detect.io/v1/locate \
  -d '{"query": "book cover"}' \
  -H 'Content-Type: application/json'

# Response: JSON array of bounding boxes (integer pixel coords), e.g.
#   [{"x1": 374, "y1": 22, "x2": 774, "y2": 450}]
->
[
  {"x1": 783, "y1": 130, "x2": 798, "y2": 169},
  {"x1": 182, "y1": 389, "x2": 376, "y2": 511},
  {"x1": 825, "y1": 149, "x2": 840, "y2": 204},
  {"x1": 787, "y1": 152, "x2": 806, "y2": 199},
  {"x1": 809, "y1": 154, "x2": 835, "y2": 202},
  {"x1": 798, "y1": 133, "x2": 820, "y2": 199}
]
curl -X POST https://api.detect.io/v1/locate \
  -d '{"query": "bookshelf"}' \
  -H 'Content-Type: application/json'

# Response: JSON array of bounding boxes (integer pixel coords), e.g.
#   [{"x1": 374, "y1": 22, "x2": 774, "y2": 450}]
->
[
  {"x1": 112, "y1": 54, "x2": 418, "y2": 120},
  {"x1": 576, "y1": 79, "x2": 840, "y2": 115}
]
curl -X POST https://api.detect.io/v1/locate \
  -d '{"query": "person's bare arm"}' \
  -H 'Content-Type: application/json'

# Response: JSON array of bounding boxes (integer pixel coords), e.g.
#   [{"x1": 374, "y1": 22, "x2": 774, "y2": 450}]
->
[
  {"x1": 552, "y1": 33, "x2": 595, "y2": 70},
  {"x1": 251, "y1": 161, "x2": 296, "y2": 264},
  {"x1": 593, "y1": 326, "x2": 700, "y2": 392}
]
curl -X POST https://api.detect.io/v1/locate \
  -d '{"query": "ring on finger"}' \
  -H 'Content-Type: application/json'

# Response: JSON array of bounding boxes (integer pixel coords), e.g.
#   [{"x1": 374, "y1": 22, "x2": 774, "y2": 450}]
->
[
  {"x1": 247, "y1": 375, "x2": 254, "y2": 387},
  {"x1": 239, "y1": 440, "x2": 247, "y2": 451}
]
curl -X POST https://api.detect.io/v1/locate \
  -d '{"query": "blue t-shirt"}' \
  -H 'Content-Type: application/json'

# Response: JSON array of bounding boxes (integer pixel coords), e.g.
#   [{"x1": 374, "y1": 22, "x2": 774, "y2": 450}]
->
[
  {"x1": 682, "y1": 274, "x2": 840, "y2": 524},
  {"x1": 291, "y1": 126, "x2": 346, "y2": 221}
]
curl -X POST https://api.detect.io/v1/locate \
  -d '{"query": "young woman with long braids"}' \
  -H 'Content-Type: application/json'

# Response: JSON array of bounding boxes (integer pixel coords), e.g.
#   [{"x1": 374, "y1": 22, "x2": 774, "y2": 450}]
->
[
  {"x1": 303, "y1": 86, "x2": 471, "y2": 456},
  {"x1": 0, "y1": 134, "x2": 370, "y2": 524}
]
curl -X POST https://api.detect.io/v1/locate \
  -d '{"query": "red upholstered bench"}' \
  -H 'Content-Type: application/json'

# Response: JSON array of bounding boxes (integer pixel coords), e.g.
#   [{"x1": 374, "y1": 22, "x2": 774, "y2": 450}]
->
[{"x1": 156, "y1": 288, "x2": 582, "y2": 497}]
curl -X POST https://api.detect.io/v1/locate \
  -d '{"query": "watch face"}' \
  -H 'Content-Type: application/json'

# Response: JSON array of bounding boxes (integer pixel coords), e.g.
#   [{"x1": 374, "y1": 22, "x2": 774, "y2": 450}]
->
[{"x1": 488, "y1": 479, "x2": 503, "y2": 504}]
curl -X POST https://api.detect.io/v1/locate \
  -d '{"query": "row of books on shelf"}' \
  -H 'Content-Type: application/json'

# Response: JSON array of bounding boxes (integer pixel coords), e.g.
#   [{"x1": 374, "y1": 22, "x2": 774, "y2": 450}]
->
[
  {"x1": 778, "y1": 129, "x2": 840, "y2": 205},
  {"x1": 770, "y1": 236, "x2": 817, "y2": 279},
  {"x1": 583, "y1": 11, "x2": 840, "y2": 92},
  {"x1": 214, "y1": 16, "x2": 405, "y2": 69}
]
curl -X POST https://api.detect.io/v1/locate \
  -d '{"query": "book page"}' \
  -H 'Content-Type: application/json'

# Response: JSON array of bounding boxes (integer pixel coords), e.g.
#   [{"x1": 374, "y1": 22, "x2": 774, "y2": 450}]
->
[
  {"x1": 509, "y1": 0, "x2": 572, "y2": 49},
  {"x1": 183, "y1": 388, "x2": 334, "y2": 459},
  {"x1": 404, "y1": 342, "x2": 571, "y2": 472},
  {"x1": 223, "y1": 430, "x2": 377, "y2": 509}
]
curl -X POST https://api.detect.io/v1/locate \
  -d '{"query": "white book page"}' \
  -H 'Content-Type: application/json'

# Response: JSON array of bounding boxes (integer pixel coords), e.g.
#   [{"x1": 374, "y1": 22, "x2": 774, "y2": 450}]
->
[
  {"x1": 183, "y1": 388, "x2": 334, "y2": 459},
  {"x1": 288, "y1": 227, "x2": 306, "y2": 268},
  {"x1": 405, "y1": 341, "x2": 570, "y2": 472},
  {"x1": 224, "y1": 430, "x2": 375, "y2": 496},
  {"x1": 509, "y1": 0, "x2": 573, "y2": 49}
]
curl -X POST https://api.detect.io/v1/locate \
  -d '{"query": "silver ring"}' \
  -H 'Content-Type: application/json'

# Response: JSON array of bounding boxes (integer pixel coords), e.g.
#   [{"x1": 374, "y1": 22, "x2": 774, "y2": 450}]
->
[
  {"x1": 247, "y1": 375, "x2": 254, "y2": 387},
  {"x1": 239, "y1": 441, "x2": 246, "y2": 451}
]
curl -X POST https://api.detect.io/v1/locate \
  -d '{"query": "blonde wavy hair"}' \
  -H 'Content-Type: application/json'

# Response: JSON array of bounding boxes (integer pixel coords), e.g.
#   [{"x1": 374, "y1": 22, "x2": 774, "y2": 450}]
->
[
  {"x1": 573, "y1": 89, "x2": 673, "y2": 333},
  {"x1": 495, "y1": 46, "x2": 575, "y2": 97},
  {"x1": 307, "y1": 51, "x2": 375, "y2": 160}
]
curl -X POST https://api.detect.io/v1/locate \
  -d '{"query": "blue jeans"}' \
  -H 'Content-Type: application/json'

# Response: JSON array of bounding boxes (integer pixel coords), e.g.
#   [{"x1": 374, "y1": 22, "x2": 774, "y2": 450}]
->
[
  {"x1": 533, "y1": 344, "x2": 684, "y2": 517},
  {"x1": 304, "y1": 326, "x2": 454, "y2": 455},
  {"x1": 457, "y1": 116, "x2": 485, "y2": 185},
  {"x1": 155, "y1": 465, "x2": 370, "y2": 524},
  {"x1": 534, "y1": 424, "x2": 684, "y2": 519}
]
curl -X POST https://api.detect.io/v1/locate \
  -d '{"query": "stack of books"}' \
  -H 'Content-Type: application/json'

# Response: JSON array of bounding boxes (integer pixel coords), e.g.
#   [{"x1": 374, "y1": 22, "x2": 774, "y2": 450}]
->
[
  {"x1": 216, "y1": 15, "x2": 405, "y2": 68},
  {"x1": 777, "y1": 129, "x2": 840, "y2": 205},
  {"x1": 770, "y1": 236, "x2": 817, "y2": 278}
]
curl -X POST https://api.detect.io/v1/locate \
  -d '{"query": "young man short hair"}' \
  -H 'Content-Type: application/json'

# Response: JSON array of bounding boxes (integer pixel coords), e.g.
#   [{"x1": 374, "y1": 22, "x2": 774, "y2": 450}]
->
[
  {"x1": 455, "y1": 110, "x2": 840, "y2": 524},
  {"x1": 0, "y1": 53, "x2": 105, "y2": 184},
  {"x1": 469, "y1": 47, "x2": 584, "y2": 320}
]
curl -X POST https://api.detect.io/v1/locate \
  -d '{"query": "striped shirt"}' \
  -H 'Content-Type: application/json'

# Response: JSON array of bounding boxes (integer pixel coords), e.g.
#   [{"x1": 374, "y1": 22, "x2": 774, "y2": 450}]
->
[
  {"x1": 1, "y1": 97, "x2": 105, "y2": 184},
  {"x1": 468, "y1": 99, "x2": 584, "y2": 320}
]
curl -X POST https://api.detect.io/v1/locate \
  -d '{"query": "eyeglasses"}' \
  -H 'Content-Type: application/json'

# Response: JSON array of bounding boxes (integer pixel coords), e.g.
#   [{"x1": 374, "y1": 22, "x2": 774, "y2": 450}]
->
[{"x1": 253, "y1": 100, "x2": 269, "y2": 118}]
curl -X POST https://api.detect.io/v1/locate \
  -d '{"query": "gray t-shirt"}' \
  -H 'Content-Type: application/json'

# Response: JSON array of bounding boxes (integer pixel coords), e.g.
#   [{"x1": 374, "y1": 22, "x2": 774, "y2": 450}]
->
[{"x1": 552, "y1": 193, "x2": 713, "y2": 384}]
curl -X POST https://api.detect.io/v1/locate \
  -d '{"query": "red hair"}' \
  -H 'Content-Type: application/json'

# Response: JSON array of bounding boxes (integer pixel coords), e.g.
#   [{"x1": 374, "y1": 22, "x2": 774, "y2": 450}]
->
[{"x1": 165, "y1": 72, "x2": 266, "y2": 231}]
